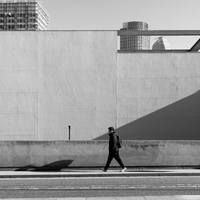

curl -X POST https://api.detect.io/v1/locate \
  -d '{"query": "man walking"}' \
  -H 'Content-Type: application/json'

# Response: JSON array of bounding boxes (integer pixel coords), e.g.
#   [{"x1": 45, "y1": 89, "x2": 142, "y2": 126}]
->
[{"x1": 102, "y1": 127, "x2": 127, "y2": 172}]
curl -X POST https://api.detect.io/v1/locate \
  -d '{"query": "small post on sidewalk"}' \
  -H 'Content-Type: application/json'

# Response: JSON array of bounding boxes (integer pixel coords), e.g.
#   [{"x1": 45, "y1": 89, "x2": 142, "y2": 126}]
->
[{"x1": 68, "y1": 125, "x2": 71, "y2": 140}]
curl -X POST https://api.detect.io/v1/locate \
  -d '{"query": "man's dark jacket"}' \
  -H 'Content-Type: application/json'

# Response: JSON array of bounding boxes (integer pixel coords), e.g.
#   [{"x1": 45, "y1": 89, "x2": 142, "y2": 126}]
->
[{"x1": 109, "y1": 131, "x2": 119, "y2": 152}]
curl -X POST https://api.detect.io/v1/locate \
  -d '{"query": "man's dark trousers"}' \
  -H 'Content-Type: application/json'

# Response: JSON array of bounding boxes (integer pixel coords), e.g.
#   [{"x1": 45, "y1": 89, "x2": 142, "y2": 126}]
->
[{"x1": 105, "y1": 151, "x2": 125, "y2": 169}]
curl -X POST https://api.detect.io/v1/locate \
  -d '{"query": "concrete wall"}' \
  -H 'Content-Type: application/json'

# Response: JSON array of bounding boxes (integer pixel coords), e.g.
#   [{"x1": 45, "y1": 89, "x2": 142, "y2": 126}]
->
[
  {"x1": 114, "y1": 53, "x2": 200, "y2": 140},
  {"x1": 0, "y1": 141, "x2": 200, "y2": 168},
  {"x1": 0, "y1": 31, "x2": 117, "y2": 140},
  {"x1": 97, "y1": 52, "x2": 200, "y2": 140},
  {"x1": 0, "y1": 31, "x2": 200, "y2": 140}
]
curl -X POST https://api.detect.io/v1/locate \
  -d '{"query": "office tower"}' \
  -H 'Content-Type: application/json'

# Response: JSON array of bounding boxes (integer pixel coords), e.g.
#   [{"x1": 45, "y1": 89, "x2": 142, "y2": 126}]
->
[
  {"x1": 152, "y1": 36, "x2": 170, "y2": 50},
  {"x1": 0, "y1": 0, "x2": 49, "y2": 31},
  {"x1": 120, "y1": 21, "x2": 150, "y2": 50}
]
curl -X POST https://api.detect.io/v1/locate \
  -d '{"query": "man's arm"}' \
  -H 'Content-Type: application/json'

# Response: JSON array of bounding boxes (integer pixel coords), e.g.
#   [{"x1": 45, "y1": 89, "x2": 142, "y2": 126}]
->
[{"x1": 112, "y1": 134, "x2": 119, "y2": 152}]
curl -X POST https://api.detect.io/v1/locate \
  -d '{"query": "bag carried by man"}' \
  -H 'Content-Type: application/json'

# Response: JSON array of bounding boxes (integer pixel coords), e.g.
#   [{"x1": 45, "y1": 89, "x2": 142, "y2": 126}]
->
[{"x1": 116, "y1": 135, "x2": 122, "y2": 148}]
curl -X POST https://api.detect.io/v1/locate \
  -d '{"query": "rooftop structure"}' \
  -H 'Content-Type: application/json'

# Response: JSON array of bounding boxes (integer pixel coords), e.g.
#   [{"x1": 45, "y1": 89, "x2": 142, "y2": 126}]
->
[
  {"x1": 0, "y1": 0, "x2": 49, "y2": 31},
  {"x1": 118, "y1": 29, "x2": 200, "y2": 52},
  {"x1": 120, "y1": 21, "x2": 150, "y2": 50}
]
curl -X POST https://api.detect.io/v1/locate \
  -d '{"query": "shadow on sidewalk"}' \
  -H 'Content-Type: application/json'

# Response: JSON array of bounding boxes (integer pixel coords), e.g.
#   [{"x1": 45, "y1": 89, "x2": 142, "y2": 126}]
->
[
  {"x1": 194, "y1": 165, "x2": 200, "y2": 170},
  {"x1": 14, "y1": 164, "x2": 200, "y2": 173},
  {"x1": 15, "y1": 160, "x2": 73, "y2": 172}
]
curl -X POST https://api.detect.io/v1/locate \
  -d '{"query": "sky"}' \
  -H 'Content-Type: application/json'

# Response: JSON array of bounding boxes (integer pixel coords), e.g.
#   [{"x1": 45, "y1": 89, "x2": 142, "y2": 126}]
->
[{"x1": 39, "y1": 0, "x2": 200, "y2": 49}]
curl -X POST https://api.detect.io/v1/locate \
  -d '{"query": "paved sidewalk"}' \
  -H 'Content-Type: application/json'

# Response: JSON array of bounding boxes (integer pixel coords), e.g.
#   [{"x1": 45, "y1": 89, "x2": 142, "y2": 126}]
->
[
  {"x1": 0, "y1": 168, "x2": 200, "y2": 178},
  {"x1": 0, "y1": 169, "x2": 200, "y2": 199},
  {"x1": 0, "y1": 196, "x2": 200, "y2": 199}
]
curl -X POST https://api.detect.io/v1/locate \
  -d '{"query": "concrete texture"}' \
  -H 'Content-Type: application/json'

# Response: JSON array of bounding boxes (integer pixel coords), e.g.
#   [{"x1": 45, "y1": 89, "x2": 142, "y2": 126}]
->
[
  {"x1": 0, "y1": 140, "x2": 200, "y2": 168},
  {"x1": 0, "y1": 31, "x2": 200, "y2": 141},
  {"x1": 0, "y1": 31, "x2": 117, "y2": 140},
  {"x1": 1, "y1": 197, "x2": 200, "y2": 200},
  {"x1": 97, "y1": 53, "x2": 200, "y2": 140}
]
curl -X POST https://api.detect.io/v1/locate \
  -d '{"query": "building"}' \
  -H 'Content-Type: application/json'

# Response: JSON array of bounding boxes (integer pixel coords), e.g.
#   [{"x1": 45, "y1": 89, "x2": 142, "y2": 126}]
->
[
  {"x1": 120, "y1": 21, "x2": 150, "y2": 50},
  {"x1": 152, "y1": 36, "x2": 171, "y2": 50},
  {"x1": 0, "y1": 0, "x2": 49, "y2": 31}
]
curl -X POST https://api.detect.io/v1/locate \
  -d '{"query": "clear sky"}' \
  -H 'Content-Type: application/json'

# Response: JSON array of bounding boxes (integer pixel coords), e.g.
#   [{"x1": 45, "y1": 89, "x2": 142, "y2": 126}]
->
[{"x1": 39, "y1": 0, "x2": 200, "y2": 49}]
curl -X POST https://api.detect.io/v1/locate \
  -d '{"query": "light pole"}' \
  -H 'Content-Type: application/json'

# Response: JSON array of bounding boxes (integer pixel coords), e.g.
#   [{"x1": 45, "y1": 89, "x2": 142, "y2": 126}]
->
[{"x1": 68, "y1": 126, "x2": 71, "y2": 140}]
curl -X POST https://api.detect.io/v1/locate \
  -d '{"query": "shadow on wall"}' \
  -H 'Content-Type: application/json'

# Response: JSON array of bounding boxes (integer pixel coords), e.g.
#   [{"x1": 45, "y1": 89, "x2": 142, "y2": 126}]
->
[
  {"x1": 15, "y1": 160, "x2": 73, "y2": 172},
  {"x1": 95, "y1": 90, "x2": 200, "y2": 140}
]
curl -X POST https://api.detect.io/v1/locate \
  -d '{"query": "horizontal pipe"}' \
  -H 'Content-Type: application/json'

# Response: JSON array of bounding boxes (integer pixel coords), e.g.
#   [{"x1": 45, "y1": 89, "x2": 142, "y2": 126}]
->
[{"x1": 118, "y1": 30, "x2": 200, "y2": 36}]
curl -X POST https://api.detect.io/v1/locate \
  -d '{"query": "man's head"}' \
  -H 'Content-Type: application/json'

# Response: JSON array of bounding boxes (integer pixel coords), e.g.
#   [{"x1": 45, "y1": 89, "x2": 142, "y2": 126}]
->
[{"x1": 108, "y1": 127, "x2": 115, "y2": 133}]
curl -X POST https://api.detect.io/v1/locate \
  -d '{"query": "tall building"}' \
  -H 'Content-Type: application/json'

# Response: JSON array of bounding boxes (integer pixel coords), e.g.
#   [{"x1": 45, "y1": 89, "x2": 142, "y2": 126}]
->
[
  {"x1": 120, "y1": 21, "x2": 150, "y2": 50},
  {"x1": 152, "y1": 36, "x2": 170, "y2": 50},
  {"x1": 0, "y1": 0, "x2": 49, "y2": 31}
]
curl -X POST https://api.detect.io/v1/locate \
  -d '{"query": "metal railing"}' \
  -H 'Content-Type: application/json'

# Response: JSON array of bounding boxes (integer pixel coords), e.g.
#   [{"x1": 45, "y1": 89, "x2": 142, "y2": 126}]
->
[{"x1": 118, "y1": 30, "x2": 200, "y2": 52}]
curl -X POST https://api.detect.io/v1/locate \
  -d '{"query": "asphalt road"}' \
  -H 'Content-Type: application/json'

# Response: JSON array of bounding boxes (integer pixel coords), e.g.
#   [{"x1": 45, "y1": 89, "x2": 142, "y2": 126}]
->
[{"x1": 0, "y1": 176, "x2": 200, "y2": 198}]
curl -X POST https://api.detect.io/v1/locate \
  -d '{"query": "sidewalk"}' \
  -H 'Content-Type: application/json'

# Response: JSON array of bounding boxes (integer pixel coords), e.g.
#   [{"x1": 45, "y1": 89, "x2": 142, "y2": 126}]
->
[
  {"x1": 0, "y1": 168, "x2": 200, "y2": 178},
  {"x1": 0, "y1": 169, "x2": 200, "y2": 200},
  {"x1": 0, "y1": 196, "x2": 200, "y2": 200}
]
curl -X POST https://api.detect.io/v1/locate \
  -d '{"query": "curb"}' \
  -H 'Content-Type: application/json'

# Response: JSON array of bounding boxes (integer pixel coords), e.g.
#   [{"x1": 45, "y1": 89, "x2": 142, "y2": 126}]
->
[{"x1": 0, "y1": 171, "x2": 200, "y2": 178}]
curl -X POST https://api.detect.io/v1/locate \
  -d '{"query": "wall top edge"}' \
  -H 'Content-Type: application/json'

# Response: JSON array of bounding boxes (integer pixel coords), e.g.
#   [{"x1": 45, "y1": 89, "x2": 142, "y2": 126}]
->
[
  {"x1": 0, "y1": 30, "x2": 200, "y2": 34},
  {"x1": 0, "y1": 30, "x2": 118, "y2": 32},
  {"x1": 0, "y1": 140, "x2": 200, "y2": 143}
]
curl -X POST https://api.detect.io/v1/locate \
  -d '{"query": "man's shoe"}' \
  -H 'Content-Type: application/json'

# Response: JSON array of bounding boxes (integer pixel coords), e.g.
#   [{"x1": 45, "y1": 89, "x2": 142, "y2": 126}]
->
[
  {"x1": 120, "y1": 167, "x2": 127, "y2": 172},
  {"x1": 101, "y1": 168, "x2": 107, "y2": 172}
]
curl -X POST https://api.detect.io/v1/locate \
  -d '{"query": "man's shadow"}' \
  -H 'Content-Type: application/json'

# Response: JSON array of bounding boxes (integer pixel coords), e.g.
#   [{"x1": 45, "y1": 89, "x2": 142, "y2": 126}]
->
[{"x1": 15, "y1": 160, "x2": 73, "y2": 172}]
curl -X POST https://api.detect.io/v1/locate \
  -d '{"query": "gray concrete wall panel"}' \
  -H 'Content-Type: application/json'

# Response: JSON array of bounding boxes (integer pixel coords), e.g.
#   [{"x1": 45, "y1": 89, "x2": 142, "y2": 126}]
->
[
  {"x1": 0, "y1": 31, "x2": 200, "y2": 140},
  {"x1": 0, "y1": 141, "x2": 199, "y2": 168},
  {"x1": 37, "y1": 31, "x2": 117, "y2": 140},
  {"x1": 0, "y1": 31, "x2": 117, "y2": 140},
  {"x1": 98, "y1": 53, "x2": 200, "y2": 140}
]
